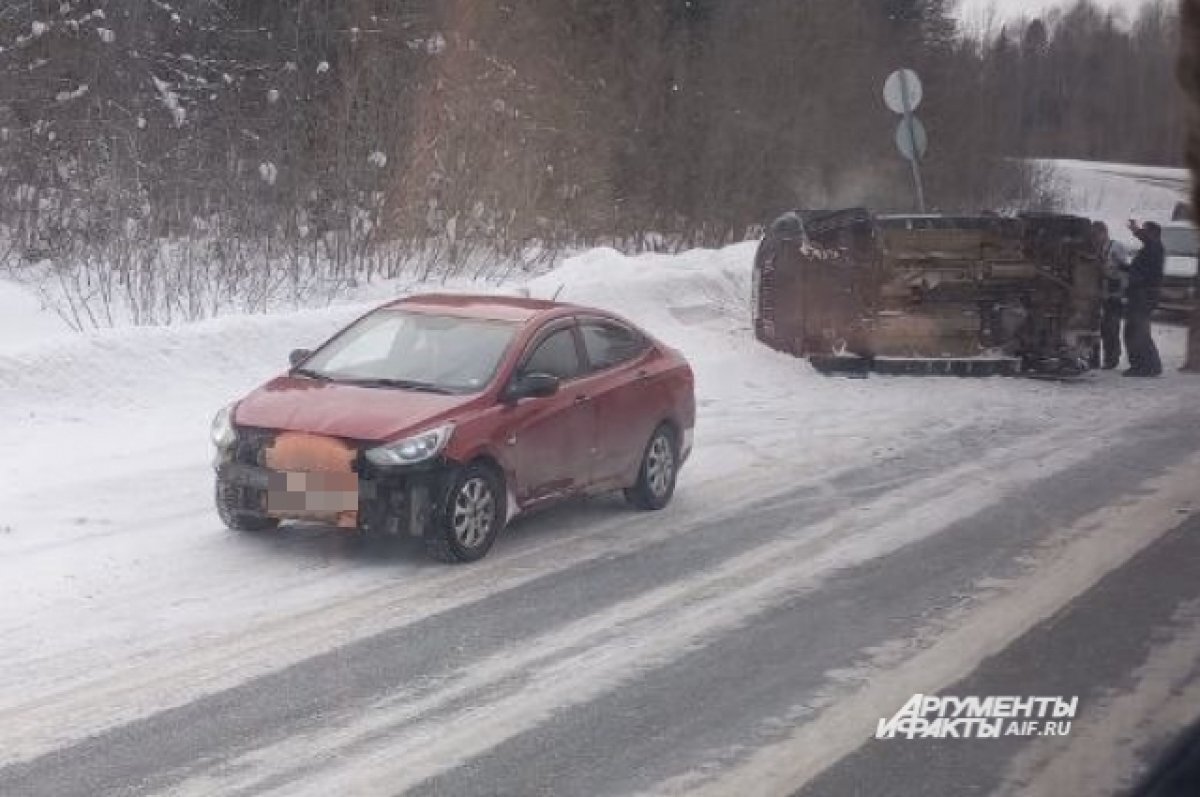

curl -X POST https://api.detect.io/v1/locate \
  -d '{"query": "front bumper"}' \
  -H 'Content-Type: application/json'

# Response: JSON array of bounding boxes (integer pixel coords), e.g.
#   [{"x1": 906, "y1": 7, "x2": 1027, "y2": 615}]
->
[{"x1": 216, "y1": 447, "x2": 447, "y2": 538}]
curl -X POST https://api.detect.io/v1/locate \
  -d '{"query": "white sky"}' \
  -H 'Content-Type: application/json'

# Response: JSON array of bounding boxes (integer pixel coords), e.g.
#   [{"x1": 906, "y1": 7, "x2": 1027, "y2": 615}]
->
[{"x1": 955, "y1": 0, "x2": 1156, "y2": 25}]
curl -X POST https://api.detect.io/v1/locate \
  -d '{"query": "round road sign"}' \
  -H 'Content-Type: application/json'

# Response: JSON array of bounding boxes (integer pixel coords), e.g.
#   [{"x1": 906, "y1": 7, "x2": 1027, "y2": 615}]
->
[
  {"x1": 884, "y1": 68, "x2": 924, "y2": 114},
  {"x1": 896, "y1": 116, "x2": 928, "y2": 161}
]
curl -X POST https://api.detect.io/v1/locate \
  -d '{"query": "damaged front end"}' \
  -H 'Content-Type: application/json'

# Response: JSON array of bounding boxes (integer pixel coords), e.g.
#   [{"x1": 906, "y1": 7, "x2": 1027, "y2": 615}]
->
[{"x1": 214, "y1": 426, "x2": 448, "y2": 538}]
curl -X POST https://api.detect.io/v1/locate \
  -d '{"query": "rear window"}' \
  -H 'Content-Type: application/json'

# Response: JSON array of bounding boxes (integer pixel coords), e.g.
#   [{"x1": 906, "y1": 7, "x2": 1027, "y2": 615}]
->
[{"x1": 581, "y1": 321, "x2": 649, "y2": 372}]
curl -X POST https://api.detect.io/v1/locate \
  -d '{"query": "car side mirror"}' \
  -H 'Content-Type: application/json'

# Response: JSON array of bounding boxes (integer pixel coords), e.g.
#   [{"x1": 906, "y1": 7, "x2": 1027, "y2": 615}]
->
[
  {"x1": 504, "y1": 372, "x2": 560, "y2": 403},
  {"x1": 289, "y1": 348, "x2": 313, "y2": 368}
]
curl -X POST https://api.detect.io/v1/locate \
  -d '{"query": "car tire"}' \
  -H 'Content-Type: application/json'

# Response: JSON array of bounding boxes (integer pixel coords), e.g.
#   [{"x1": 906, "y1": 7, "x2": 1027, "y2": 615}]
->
[
  {"x1": 624, "y1": 424, "x2": 679, "y2": 511},
  {"x1": 215, "y1": 479, "x2": 280, "y2": 532},
  {"x1": 425, "y1": 463, "x2": 507, "y2": 564}
]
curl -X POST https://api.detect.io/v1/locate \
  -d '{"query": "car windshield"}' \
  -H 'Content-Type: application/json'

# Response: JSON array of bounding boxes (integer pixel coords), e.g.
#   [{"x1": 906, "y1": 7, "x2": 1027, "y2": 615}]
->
[
  {"x1": 1161, "y1": 225, "x2": 1199, "y2": 258},
  {"x1": 300, "y1": 310, "x2": 518, "y2": 394}
]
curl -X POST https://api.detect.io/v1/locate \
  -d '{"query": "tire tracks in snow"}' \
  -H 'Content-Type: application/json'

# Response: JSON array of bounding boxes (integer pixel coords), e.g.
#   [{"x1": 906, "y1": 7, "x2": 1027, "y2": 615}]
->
[
  {"x1": 668, "y1": 453, "x2": 1200, "y2": 797},
  {"x1": 5, "y1": 440, "x2": 936, "y2": 766},
  {"x1": 0, "y1": 408, "x2": 1193, "y2": 794},
  {"x1": 143, "y1": 417, "x2": 1155, "y2": 796},
  {"x1": 0, "y1": 406, "x2": 1047, "y2": 766}
]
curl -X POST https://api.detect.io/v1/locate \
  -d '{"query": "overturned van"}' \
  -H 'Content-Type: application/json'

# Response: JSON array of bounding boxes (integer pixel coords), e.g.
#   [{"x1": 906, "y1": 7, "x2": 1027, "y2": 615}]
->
[{"x1": 752, "y1": 210, "x2": 1103, "y2": 377}]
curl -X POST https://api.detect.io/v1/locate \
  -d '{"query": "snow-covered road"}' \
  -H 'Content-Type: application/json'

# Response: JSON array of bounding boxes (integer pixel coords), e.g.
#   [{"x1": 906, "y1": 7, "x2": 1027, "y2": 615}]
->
[{"x1": 2, "y1": 234, "x2": 1200, "y2": 794}]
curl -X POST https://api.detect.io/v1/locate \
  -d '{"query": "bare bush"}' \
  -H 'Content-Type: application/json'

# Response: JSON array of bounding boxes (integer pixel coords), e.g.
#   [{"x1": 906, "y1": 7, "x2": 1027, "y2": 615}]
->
[{"x1": 3, "y1": 0, "x2": 1158, "y2": 330}]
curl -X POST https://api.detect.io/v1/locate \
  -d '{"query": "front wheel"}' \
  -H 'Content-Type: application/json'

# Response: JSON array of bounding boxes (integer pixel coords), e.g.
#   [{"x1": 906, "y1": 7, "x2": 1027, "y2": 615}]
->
[
  {"x1": 425, "y1": 464, "x2": 507, "y2": 564},
  {"x1": 624, "y1": 425, "x2": 679, "y2": 510}
]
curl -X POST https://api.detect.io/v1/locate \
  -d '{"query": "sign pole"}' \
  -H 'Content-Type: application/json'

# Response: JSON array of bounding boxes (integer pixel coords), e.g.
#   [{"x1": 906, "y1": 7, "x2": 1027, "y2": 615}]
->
[{"x1": 899, "y1": 77, "x2": 927, "y2": 213}]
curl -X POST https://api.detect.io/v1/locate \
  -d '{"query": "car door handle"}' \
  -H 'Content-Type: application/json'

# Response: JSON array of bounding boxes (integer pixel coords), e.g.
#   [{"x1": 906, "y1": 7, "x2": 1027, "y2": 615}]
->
[
  {"x1": 574, "y1": 394, "x2": 591, "y2": 404},
  {"x1": 636, "y1": 370, "x2": 650, "y2": 381}
]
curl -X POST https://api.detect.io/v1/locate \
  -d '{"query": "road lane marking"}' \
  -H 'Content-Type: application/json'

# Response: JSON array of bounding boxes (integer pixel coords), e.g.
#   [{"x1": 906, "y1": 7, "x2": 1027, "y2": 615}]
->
[
  {"x1": 665, "y1": 452, "x2": 1200, "y2": 797},
  {"x1": 994, "y1": 599, "x2": 1200, "y2": 797}
]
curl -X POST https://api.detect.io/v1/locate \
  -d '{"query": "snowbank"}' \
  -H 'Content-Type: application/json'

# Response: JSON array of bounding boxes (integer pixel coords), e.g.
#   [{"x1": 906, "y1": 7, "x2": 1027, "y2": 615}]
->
[
  {"x1": 0, "y1": 304, "x2": 361, "y2": 414},
  {"x1": 0, "y1": 279, "x2": 72, "y2": 349}
]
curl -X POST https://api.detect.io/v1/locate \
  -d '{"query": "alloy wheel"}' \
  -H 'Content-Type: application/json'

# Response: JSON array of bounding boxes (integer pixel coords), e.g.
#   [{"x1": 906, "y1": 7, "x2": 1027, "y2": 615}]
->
[
  {"x1": 646, "y1": 434, "x2": 675, "y2": 499},
  {"x1": 452, "y1": 477, "x2": 496, "y2": 548}
]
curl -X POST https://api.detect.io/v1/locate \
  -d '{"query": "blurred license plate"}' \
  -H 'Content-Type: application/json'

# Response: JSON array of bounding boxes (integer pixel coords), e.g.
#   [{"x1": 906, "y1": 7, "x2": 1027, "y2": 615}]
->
[{"x1": 267, "y1": 471, "x2": 359, "y2": 514}]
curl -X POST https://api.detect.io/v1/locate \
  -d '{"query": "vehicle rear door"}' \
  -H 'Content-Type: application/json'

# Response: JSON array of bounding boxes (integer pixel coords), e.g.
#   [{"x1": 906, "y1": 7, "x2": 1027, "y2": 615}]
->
[
  {"x1": 502, "y1": 320, "x2": 596, "y2": 505},
  {"x1": 576, "y1": 317, "x2": 657, "y2": 487}
]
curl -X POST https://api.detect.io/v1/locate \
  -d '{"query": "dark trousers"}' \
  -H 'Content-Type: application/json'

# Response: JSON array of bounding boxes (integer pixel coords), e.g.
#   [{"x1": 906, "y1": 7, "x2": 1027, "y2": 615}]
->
[
  {"x1": 1124, "y1": 290, "x2": 1162, "y2": 375},
  {"x1": 1100, "y1": 298, "x2": 1124, "y2": 368}
]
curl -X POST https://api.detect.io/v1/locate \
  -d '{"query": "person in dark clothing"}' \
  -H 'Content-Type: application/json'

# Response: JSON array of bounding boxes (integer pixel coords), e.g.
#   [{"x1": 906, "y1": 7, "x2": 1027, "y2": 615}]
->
[
  {"x1": 1122, "y1": 220, "x2": 1166, "y2": 377},
  {"x1": 1092, "y1": 222, "x2": 1129, "y2": 370}
]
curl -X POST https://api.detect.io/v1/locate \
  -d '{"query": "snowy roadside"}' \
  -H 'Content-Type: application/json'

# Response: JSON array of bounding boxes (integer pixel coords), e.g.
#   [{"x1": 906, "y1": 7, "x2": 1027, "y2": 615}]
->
[
  {"x1": 4, "y1": 155, "x2": 1197, "y2": 519},
  {"x1": 2, "y1": 159, "x2": 1196, "y2": 662},
  {"x1": 3, "y1": 236, "x2": 1197, "y2": 513},
  {"x1": 3, "y1": 174, "x2": 1200, "y2": 767},
  {"x1": 0, "y1": 279, "x2": 73, "y2": 347},
  {"x1": 4, "y1": 238, "x2": 1194, "y2": 504},
  {"x1": 0, "y1": 239, "x2": 1197, "y2": 765},
  {"x1": 3, "y1": 237, "x2": 1197, "y2": 557}
]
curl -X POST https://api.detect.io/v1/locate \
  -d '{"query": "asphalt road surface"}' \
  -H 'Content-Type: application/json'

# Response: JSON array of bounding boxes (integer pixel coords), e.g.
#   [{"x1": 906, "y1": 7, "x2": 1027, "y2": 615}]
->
[{"x1": 2, "y1": 406, "x2": 1199, "y2": 797}]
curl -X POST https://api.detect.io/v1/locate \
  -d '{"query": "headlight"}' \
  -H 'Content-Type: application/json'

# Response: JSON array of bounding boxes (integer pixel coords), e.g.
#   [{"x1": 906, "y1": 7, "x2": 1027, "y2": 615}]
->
[
  {"x1": 211, "y1": 403, "x2": 238, "y2": 449},
  {"x1": 366, "y1": 423, "x2": 455, "y2": 467}
]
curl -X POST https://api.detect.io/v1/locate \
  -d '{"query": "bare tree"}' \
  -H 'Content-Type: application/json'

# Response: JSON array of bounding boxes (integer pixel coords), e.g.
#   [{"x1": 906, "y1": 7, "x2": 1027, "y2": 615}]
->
[{"x1": 0, "y1": 0, "x2": 1103, "y2": 328}]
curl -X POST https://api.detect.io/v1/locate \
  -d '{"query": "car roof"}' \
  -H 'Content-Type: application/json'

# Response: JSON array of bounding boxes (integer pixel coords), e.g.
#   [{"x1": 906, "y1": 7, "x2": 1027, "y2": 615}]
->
[{"x1": 383, "y1": 293, "x2": 584, "y2": 324}]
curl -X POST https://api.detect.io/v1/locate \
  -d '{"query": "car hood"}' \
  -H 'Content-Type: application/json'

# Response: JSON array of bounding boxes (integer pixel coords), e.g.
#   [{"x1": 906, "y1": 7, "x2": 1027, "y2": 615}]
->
[{"x1": 234, "y1": 376, "x2": 478, "y2": 443}]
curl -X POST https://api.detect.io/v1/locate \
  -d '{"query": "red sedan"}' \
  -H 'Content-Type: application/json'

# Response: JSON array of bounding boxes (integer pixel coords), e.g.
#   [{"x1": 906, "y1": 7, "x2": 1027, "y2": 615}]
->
[{"x1": 211, "y1": 295, "x2": 696, "y2": 562}]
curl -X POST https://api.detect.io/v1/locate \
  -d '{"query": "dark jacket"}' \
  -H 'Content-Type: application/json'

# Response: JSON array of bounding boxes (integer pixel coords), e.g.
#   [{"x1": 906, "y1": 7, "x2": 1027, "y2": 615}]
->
[{"x1": 1125, "y1": 233, "x2": 1165, "y2": 294}]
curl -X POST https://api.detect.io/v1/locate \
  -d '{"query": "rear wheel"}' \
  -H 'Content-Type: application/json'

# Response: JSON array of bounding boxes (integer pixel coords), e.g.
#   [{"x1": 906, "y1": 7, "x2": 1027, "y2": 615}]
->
[
  {"x1": 425, "y1": 463, "x2": 506, "y2": 564},
  {"x1": 215, "y1": 479, "x2": 280, "y2": 532},
  {"x1": 624, "y1": 425, "x2": 679, "y2": 510}
]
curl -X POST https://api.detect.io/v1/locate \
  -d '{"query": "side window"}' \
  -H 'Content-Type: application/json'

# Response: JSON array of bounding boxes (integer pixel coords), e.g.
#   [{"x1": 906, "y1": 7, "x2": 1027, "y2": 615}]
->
[
  {"x1": 521, "y1": 327, "x2": 583, "y2": 381},
  {"x1": 580, "y1": 321, "x2": 648, "y2": 372}
]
